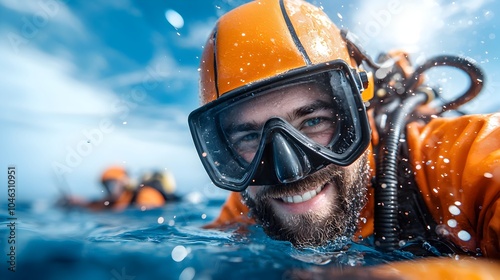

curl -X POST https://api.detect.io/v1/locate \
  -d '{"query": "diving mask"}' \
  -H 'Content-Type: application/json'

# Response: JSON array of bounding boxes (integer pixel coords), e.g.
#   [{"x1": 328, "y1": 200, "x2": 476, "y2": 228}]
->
[{"x1": 189, "y1": 60, "x2": 370, "y2": 191}]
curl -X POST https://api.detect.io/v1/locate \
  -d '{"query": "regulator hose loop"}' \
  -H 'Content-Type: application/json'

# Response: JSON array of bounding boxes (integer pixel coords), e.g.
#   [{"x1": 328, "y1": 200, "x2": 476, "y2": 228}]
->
[
  {"x1": 405, "y1": 55, "x2": 485, "y2": 113},
  {"x1": 372, "y1": 54, "x2": 485, "y2": 252},
  {"x1": 343, "y1": 32, "x2": 486, "y2": 252}
]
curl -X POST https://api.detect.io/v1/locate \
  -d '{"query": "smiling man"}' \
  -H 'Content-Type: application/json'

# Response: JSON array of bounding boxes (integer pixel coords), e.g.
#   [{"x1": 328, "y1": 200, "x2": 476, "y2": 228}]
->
[
  {"x1": 220, "y1": 78, "x2": 371, "y2": 245},
  {"x1": 188, "y1": 0, "x2": 500, "y2": 258}
]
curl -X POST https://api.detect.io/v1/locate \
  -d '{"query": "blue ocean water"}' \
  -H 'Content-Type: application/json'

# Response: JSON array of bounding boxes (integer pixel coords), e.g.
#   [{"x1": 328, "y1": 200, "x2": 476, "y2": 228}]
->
[{"x1": 0, "y1": 195, "x2": 421, "y2": 280}]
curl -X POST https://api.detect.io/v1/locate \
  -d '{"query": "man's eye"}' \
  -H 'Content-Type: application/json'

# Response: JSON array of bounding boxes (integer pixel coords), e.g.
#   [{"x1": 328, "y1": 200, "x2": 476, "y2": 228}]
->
[
  {"x1": 230, "y1": 131, "x2": 261, "y2": 153},
  {"x1": 240, "y1": 132, "x2": 260, "y2": 142},
  {"x1": 304, "y1": 117, "x2": 322, "y2": 127}
]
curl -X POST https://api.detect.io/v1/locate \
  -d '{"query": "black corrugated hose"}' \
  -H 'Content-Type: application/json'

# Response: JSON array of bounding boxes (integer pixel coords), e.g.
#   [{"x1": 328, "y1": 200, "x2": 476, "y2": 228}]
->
[
  {"x1": 374, "y1": 92, "x2": 428, "y2": 251},
  {"x1": 373, "y1": 55, "x2": 485, "y2": 251}
]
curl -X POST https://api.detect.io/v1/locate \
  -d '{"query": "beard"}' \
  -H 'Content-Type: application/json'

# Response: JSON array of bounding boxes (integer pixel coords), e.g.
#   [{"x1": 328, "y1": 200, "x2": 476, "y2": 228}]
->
[{"x1": 242, "y1": 152, "x2": 370, "y2": 247}]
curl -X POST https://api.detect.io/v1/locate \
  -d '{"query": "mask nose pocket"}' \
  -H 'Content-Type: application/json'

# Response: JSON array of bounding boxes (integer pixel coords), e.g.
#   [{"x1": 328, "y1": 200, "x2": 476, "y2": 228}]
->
[{"x1": 271, "y1": 132, "x2": 311, "y2": 183}]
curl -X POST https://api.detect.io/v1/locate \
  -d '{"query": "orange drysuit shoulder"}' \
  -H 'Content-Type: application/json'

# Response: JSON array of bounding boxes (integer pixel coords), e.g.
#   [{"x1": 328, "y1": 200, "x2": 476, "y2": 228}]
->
[
  {"x1": 203, "y1": 192, "x2": 254, "y2": 229},
  {"x1": 407, "y1": 113, "x2": 500, "y2": 258}
]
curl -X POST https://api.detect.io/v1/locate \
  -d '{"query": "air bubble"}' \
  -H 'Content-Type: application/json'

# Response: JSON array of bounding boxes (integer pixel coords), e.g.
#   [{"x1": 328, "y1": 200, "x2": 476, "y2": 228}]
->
[
  {"x1": 172, "y1": 245, "x2": 189, "y2": 262},
  {"x1": 179, "y1": 267, "x2": 195, "y2": 280},
  {"x1": 158, "y1": 217, "x2": 165, "y2": 224},
  {"x1": 165, "y1": 9, "x2": 184, "y2": 29}
]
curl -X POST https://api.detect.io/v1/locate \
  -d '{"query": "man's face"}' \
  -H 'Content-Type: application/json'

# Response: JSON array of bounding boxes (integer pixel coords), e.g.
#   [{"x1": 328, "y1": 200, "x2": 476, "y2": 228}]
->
[{"x1": 223, "y1": 82, "x2": 371, "y2": 247}]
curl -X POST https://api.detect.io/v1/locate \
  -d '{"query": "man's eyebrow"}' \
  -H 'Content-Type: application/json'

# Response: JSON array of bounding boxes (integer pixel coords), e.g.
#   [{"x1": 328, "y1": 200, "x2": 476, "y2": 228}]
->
[
  {"x1": 291, "y1": 99, "x2": 334, "y2": 119},
  {"x1": 224, "y1": 122, "x2": 260, "y2": 135}
]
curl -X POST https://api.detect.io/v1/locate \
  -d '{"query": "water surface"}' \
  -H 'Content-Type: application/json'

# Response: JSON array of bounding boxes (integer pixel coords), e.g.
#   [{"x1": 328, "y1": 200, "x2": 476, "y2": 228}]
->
[{"x1": 1, "y1": 196, "x2": 421, "y2": 280}]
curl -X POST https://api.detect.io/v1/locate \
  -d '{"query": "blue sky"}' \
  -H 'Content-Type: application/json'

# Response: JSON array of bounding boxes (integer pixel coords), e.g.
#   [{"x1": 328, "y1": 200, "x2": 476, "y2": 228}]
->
[{"x1": 1, "y1": 0, "x2": 499, "y2": 202}]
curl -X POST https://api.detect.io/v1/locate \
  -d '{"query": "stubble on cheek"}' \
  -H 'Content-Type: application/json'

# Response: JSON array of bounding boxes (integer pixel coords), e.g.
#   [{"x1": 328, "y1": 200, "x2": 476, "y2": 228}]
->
[{"x1": 241, "y1": 153, "x2": 370, "y2": 247}]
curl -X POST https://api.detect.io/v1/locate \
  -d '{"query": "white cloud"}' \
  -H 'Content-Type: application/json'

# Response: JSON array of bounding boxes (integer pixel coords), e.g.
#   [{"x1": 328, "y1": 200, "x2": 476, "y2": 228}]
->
[
  {"x1": 0, "y1": 43, "x2": 115, "y2": 122},
  {"x1": 1, "y1": 0, "x2": 87, "y2": 39},
  {"x1": 0, "y1": 0, "x2": 54, "y2": 14},
  {"x1": 346, "y1": 0, "x2": 493, "y2": 55},
  {"x1": 0, "y1": 41, "x2": 203, "y2": 201},
  {"x1": 177, "y1": 20, "x2": 217, "y2": 49},
  {"x1": 101, "y1": 52, "x2": 196, "y2": 90},
  {"x1": 101, "y1": 0, "x2": 142, "y2": 17}
]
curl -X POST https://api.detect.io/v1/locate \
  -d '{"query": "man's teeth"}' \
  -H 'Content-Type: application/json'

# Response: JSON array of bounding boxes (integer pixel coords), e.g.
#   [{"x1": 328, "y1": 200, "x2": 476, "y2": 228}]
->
[{"x1": 281, "y1": 185, "x2": 323, "y2": 204}]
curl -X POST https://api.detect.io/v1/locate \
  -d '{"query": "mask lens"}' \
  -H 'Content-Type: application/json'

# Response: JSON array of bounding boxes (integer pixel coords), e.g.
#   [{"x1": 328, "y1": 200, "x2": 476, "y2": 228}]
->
[
  {"x1": 218, "y1": 79, "x2": 340, "y2": 165},
  {"x1": 188, "y1": 62, "x2": 370, "y2": 191}
]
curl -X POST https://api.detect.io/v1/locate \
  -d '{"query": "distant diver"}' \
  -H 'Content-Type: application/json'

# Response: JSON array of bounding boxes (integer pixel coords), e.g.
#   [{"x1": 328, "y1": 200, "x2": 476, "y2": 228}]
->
[{"x1": 59, "y1": 166, "x2": 180, "y2": 211}]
